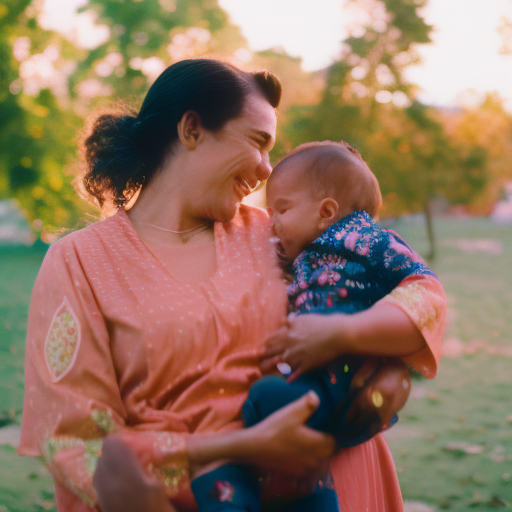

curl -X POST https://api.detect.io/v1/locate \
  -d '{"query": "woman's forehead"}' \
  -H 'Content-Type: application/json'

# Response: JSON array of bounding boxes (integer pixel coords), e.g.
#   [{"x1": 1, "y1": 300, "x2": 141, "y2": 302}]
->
[{"x1": 238, "y1": 93, "x2": 277, "y2": 135}]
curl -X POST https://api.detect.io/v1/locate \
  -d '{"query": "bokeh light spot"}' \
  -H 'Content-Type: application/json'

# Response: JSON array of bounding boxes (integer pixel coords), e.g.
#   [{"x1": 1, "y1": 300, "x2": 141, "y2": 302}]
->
[
  {"x1": 372, "y1": 390, "x2": 384, "y2": 408},
  {"x1": 375, "y1": 90, "x2": 392, "y2": 103},
  {"x1": 20, "y1": 157, "x2": 32, "y2": 168},
  {"x1": 32, "y1": 186, "x2": 45, "y2": 199}
]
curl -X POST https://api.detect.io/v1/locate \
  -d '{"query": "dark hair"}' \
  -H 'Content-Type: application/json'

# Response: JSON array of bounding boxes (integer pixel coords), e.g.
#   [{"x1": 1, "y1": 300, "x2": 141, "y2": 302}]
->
[
  {"x1": 270, "y1": 140, "x2": 383, "y2": 217},
  {"x1": 80, "y1": 59, "x2": 282, "y2": 208}
]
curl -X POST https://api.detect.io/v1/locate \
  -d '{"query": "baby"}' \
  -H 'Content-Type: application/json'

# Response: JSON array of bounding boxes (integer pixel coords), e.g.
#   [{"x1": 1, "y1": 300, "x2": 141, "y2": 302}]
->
[{"x1": 191, "y1": 141, "x2": 436, "y2": 512}]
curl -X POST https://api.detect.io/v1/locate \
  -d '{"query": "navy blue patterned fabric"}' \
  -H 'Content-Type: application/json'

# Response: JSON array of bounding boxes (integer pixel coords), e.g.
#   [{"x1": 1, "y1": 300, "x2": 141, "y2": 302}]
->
[{"x1": 287, "y1": 211, "x2": 436, "y2": 316}]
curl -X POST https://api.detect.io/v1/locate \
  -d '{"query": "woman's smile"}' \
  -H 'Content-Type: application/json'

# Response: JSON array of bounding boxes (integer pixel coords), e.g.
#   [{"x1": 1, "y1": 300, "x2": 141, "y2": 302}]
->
[{"x1": 234, "y1": 176, "x2": 253, "y2": 199}]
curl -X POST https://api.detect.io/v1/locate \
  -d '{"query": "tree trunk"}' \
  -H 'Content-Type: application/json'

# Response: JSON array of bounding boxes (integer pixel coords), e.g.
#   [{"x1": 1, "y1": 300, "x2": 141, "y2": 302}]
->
[{"x1": 424, "y1": 199, "x2": 436, "y2": 261}]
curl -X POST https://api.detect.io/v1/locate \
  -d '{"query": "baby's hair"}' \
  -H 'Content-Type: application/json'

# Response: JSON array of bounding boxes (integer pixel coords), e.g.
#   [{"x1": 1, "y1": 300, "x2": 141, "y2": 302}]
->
[{"x1": 270, "y1": 140, "x2": 382, "y2": 217}]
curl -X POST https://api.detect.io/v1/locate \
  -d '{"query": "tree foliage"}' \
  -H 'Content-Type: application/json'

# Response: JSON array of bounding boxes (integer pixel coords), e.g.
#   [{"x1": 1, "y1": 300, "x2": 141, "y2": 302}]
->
[
  {"x1": 1, "y1": 0, "x2": 509, "y2": 245},
  {"x1": 280, "y1": 0, "x2": 490, "y2": 220},
  {"x1": 0, "y1": 0, "x2": 246, "y2": 235}
]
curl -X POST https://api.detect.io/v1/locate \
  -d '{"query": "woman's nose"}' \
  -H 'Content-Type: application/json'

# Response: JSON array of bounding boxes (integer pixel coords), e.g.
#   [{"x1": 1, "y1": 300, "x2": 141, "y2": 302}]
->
[{"x1": 256, "y1": 153, "x2": 272, "y2": 181}]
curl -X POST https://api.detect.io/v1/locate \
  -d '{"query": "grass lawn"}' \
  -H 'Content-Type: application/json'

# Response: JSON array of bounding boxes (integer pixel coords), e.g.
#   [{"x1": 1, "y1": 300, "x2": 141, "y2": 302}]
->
[
  {"x1": 0, "y1": 246, "x2": 56, "y2": 512},
  {"x1": 384, "y1": 216, "x2": 512, "y2": 511},
  {"x1": 1, "y1": 217, "x2": 512, "y2": 511}
]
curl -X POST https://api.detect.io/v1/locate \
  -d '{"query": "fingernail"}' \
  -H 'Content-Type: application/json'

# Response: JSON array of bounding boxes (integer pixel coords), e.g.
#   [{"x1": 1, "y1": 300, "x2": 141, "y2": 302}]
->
[{"x1": 307, "y1": 391, "x2": 319, "y2": 404}]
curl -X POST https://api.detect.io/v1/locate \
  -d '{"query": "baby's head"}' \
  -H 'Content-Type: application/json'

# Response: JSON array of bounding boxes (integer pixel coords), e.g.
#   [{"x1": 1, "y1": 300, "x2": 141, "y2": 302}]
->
[{"x1": 266, "y1": 140, "x2": 382, "y2": 262}]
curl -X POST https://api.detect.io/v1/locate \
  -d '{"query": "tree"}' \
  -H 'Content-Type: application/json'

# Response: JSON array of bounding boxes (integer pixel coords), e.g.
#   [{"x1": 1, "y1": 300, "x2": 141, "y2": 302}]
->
[
  {"x1": 440, "y1": 93, "x2": 512, "y2": 214},
  {"x1": 0, "y1": 0, "x2": 87, "y2": 234},
  {"x1": 280, "y1": 0, "x2": 488, "y2": 260},
  {"x1": 0, "y1": 0, "x2": 247, "y2": 235}
]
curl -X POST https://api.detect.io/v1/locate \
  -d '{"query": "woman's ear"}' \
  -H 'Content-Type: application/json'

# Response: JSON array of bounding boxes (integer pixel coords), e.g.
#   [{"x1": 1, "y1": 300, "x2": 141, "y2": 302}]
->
[
  {"x1": 176, "y1": 111, "x2": 203, "y2": 150},
  {"x1": 318, "y1": 198, "x2": 339, "y2": 230}
]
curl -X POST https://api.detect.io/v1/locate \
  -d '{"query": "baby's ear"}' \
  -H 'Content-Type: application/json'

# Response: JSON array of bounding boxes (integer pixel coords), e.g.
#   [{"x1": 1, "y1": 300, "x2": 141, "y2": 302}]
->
[{"x1": 319, "y1": 198, "x2": 339, "y2": 228}]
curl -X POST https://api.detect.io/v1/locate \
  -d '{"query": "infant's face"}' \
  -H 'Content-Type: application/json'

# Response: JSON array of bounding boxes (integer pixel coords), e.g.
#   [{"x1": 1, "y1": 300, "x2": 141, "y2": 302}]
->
[{"x1": 266, "y1": 170, "x2": 324, "y2": 262}]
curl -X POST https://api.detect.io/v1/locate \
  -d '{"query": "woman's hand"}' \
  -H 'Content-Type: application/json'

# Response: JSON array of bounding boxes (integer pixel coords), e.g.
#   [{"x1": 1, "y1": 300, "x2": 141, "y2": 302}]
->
[
  {"x1": 93, "y1": 436, "x2": 177, "y2": 512},
  {"x1": 260, "y1": 314, "x2": 347, "y2": 381},
  {"x1": 241, "y1": 391, "x2": 336, "y2": 476},
  {"x1": 260, "y1": 302, "x2": 427, "y2": 381},
  {"x1": 187, "y1": 392, "x2": 335, "y2": 479}
]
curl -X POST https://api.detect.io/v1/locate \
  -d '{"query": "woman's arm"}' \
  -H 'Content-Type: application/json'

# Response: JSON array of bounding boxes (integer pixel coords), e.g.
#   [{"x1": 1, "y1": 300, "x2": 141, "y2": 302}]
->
[
  {"x1": 262, "y1": 274, "x2": 446, "y2": 380},
  {"x1": 94, "y1": 392, "x2": 335, "y2": 512},
  {"x1": 114, "y1": 390, "x2": 334, "y2": 479}
]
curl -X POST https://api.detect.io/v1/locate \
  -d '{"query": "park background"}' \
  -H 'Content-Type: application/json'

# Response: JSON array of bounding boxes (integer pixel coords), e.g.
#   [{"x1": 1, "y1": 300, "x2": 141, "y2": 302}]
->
[{"x1": 1, "y1": 0, "x2": 512, "y2": 510}]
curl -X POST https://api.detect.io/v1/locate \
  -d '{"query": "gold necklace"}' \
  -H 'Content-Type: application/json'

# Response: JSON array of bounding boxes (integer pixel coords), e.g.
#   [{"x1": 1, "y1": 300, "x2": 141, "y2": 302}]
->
[{"x1": 136, "y1": 221, "x2": 208, "y2": 234}]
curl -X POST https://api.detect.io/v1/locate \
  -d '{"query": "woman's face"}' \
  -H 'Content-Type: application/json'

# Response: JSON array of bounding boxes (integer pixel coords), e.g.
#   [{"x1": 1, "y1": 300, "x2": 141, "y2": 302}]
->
[{"x1": 188, "y1": 92, "x2": 277, "y2": 223}]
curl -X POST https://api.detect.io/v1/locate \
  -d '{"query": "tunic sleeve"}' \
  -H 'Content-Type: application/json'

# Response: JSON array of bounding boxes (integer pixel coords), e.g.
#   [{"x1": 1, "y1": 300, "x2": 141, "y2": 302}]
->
[
  {"x1": 18, "y1": 238, "x2": 189, "y2": 507},
  {"x1": 368, "y1": 228, "x2": 446, "y2": 378},
  {"x1": 379, "y1": 273, "x2": 446, "y2": 378}
]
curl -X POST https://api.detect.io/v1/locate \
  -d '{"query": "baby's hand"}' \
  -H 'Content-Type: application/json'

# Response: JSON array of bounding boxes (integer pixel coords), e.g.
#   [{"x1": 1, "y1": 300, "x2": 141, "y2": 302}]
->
[{"x1": 260, "y1": 314, "x2": 346, "y2": 381}]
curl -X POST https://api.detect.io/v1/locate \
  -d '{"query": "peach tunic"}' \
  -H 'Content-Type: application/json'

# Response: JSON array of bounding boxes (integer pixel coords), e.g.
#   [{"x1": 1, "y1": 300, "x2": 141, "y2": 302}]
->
[{"x1": 18, "y1": 205, "x2": 446, "y2": 512}]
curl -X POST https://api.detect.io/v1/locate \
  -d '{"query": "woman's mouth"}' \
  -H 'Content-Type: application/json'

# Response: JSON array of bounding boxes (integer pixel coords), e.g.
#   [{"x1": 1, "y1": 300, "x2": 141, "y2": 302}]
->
[{"x1": 234, "y1": 177, "x2": 253, "y2": 198}]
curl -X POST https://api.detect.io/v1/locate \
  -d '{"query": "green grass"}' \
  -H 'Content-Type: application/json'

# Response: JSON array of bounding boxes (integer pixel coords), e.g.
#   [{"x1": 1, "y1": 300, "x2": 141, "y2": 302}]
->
[
  {"x1": 2, "y1": 217, "x2": 512, "y2": 511},
  {"x1": 0, "y1": 246, "x2": 56, "y2": 512},
  {"x1": 385, "y1": 217, "x2": 512, "y2": 511}
]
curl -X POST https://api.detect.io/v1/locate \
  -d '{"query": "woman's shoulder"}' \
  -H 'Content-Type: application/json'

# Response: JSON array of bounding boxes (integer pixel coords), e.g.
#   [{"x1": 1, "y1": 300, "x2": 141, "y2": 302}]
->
[{"x1": 45, "y1": 212, "x2": 123, "y2": 262}]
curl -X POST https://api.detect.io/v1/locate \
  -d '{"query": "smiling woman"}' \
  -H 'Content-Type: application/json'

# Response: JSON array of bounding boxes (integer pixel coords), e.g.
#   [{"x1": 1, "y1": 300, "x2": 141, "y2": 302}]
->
[
  {"x1": 18, "y1": 58, "x2": 446, "y2": 512},
  {"x1": 19, "y1": 59, "x2": 339, "y2": 512}
]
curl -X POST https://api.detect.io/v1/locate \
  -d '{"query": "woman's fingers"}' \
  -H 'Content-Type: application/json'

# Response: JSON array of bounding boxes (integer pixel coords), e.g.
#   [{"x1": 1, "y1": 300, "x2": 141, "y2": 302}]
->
[
  {"x1": 259, "y1": 354, "x2": 282, "y2": 374},
  {"x1": 248, "y1": 391, "x2": 335, "y2": 476},
  {"x1": 281, "y1": 391, "x2": 320, "y2": 423}
]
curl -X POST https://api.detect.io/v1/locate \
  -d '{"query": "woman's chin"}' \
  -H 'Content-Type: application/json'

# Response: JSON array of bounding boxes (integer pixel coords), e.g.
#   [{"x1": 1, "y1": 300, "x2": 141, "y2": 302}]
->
[{"x1": 209, "y1": 202, "x2": 240, "y2": 223}]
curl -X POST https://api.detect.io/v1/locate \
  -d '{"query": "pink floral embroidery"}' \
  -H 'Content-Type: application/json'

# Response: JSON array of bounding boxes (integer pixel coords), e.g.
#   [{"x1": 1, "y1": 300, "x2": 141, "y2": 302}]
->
[
  {"x1": 212, "y1": 481, "x2": 235, "y2": 502},
  {"x1": 344, "y1": 231, "x2": 359, "y2": 251},
  {"x1": 318, "y1": 270, "x2": 341, "y2": 286},
  {"x1": 388, "y1": 234, "x2": 423, "y2": 263},
  {"x1": 45, "y1": 298, "x2": 81, "y2": 382}
]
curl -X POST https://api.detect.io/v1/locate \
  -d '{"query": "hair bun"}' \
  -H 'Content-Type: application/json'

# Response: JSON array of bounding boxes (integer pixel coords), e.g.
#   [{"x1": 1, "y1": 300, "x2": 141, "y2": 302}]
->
[{"x1": 81, "y1": 110, "x2": 146, "y2": 207}]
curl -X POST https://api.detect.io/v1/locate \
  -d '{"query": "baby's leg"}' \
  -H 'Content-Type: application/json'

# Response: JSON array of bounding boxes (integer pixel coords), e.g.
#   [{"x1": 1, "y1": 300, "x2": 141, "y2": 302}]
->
[
  {"x1": 242, "y1": 359, "x2": 362, "y2": 431},
  {"x1": 243, "y1": 357, "x2": 410, "y2": 448},
  {"x1": 191, "y1": 464, "x2": 262, "y2": 512},
  {"x1": 284, "y1": 488, "x2": 340, "y2": 512}
]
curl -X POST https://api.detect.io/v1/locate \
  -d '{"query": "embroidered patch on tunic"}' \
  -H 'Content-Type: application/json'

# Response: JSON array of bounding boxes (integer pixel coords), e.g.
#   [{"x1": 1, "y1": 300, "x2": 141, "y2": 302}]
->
[
  {"x1": 45, "y1": 298, "x2": 81, "y2": 382},
  {"x1": 389, "y1": 282, "x2": 437, "y2": 331}
]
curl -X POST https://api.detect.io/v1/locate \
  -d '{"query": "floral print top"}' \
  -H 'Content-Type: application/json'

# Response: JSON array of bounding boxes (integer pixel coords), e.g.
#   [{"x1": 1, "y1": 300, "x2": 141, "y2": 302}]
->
[{"x1": 288, "y1": 210, "x2": 436, "y2": 315}]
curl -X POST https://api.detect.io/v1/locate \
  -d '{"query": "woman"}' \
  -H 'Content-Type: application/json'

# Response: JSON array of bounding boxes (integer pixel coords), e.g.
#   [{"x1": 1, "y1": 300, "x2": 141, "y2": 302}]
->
[{"x1": 18, "y1": 59, "x2": 445, "y2": 512}]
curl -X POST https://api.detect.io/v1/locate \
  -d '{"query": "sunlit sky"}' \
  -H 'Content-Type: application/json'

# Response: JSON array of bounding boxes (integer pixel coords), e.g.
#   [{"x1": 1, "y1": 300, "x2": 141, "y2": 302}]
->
[
  {"x1": 219, "y1": 0, "x2": 512, "y2": 109},
  {"x1": 39, "y1": 0, "x2": 512, "y2": 110}
]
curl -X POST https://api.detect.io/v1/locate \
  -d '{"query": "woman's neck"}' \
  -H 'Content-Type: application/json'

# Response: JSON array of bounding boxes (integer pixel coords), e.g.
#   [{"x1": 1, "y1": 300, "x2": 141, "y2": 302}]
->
[
  {"x1": 126, "y1": 160, "x2": 213, "y2": 244},
  {"x1": 127, "y1": 162, "x2": 207, "y2": 232}
]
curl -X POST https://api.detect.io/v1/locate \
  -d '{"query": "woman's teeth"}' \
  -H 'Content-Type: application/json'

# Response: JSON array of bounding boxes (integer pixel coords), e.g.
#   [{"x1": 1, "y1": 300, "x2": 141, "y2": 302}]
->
[{"x1": 236, "y1": 177, "x2": 252, "y2": 195}]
